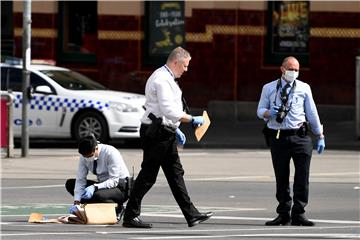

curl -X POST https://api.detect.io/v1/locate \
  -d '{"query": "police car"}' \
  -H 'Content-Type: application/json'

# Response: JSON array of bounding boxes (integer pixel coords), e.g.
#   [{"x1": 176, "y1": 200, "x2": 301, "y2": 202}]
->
[{"x1": 1, "y1": 59, "x2": 145, "y2": 143}]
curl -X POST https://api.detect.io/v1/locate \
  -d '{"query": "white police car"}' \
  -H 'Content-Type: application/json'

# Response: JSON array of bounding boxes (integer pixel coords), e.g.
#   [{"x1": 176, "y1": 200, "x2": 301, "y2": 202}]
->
[{"x1": 1, "y1": 59, "x2": 145, "y2": 143}]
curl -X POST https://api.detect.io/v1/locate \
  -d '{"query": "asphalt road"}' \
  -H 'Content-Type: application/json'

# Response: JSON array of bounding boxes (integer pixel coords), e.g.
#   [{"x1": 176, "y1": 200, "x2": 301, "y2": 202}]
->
[{"x1": 1, "y1": 149, "x2": 359, "y2": 239}]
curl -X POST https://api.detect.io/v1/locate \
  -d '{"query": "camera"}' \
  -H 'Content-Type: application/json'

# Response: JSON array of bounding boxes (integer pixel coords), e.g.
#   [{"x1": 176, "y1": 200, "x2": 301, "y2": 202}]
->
[{"x1": 276, "y1": 105, "x2": 287, "y2": 123}]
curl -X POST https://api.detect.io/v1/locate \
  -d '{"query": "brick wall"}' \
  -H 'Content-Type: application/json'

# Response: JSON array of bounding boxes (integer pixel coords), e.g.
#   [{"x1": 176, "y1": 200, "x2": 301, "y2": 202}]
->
[{"x1": 11, "y1": 9, "x2": 360, "y2": 107}]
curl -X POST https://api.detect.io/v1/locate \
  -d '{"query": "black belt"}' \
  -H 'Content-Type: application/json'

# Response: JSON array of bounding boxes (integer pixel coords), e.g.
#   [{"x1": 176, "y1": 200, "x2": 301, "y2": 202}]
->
[
  {"x1": 267, "y1": 125, "x2": 307, "y2": 138},
  {"x1": 268, "y1": 128, "x2": 299, "y2": 136}
]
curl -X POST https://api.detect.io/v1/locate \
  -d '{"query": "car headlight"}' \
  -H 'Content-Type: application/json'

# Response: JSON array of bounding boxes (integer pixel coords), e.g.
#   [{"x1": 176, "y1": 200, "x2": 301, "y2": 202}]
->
[{"x1": 109, "y1": 101, "x2": 138, "y2": 112}]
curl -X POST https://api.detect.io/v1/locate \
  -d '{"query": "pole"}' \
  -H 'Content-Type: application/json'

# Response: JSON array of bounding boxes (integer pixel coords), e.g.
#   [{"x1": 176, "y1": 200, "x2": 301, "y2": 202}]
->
[
  {"x1": 22, "y1": 0, "x2": 31, "y2": 157},
  {"x1": 356, "y1": 56, "x2": 360, "y2": 139},
  {"x1": 7, "y1": 92, "x2": 14, "y2": 157}
]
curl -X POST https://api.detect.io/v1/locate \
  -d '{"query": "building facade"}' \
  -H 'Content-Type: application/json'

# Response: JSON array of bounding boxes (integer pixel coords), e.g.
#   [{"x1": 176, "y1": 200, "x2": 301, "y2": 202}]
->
[{"x1": 2, "y1": 1, "x2": 360, "y2": 107}]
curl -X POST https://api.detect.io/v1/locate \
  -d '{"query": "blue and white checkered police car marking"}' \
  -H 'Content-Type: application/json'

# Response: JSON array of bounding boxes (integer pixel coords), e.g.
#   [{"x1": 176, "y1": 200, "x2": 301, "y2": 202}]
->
[{"x1": 13, "y1": 94, "x2": 110, "y2": 112}]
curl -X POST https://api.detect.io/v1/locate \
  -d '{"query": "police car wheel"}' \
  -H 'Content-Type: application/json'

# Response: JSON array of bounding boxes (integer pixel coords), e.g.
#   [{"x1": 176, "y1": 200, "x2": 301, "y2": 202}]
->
[{"x1": 73, "y1": 111, "x2": 109, "y2": 143}]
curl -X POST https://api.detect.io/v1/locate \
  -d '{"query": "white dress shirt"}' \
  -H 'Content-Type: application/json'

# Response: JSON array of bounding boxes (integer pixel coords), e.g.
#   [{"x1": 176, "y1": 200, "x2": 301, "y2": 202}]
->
[
  {"x1": 74, "y1": 144, "x2": 130, "y2": 201},
  {"x1": 257, "y1": 78, "x2": 323, "y2": 135},
  {"x1": 141, "y1": 65, "x2": 185, "y2": 129}
]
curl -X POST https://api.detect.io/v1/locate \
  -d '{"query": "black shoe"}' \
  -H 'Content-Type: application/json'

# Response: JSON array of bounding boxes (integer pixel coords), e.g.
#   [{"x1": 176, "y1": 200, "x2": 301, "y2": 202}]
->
[
  {"x1": 265, "y1": 214, "x2": 290, "y2": 226},
  {"x1": 291, "y1": 214, "x2": 315, "y2": 226},
  {"x1": 187, "y1": 212, "x2": 213, "y2": 227},
  {"x1": 123, "y1": 217, "x2": 153, "y2": 228}
]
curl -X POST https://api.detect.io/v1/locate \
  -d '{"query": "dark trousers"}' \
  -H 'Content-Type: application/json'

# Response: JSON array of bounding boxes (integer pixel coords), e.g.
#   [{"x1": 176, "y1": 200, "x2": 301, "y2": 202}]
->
[
  {"x1": 124, "y1": 125, "x2": 200, "y2": 222},
  {"x1": 269, "y1": 134, "x2": 312, "y2": 216},
  {"x1": 65, "y1": 179, "x2": 128, "y2": 206}
]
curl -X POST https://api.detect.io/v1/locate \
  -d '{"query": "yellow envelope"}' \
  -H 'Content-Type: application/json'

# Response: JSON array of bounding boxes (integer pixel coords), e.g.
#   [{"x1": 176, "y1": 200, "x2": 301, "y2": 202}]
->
[{"x1": 195, "y1": 111, "x2": 211, "y2": 142}]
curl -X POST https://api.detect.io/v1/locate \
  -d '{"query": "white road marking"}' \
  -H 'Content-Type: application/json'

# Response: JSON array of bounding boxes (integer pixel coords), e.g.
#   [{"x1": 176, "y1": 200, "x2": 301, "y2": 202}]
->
[
  {"x1": 188, "y1": 176, "x2": 272, "y2": 181},
  {"x1": 311, "y1": 172, "x2": 360, "y2": 177},
  {"x1": 133, "y1": 233, "x2": 360, "y2": 239},
  {"x1": 1, "y1": 232, "x2": 90, "y2": 236},
  {"x1": 141, "y1": 213, "x2": 360, "y2": 225},
  {"x1": 2, "y1": 226, "x2": 359, "y2": 237},
  {"x1": 1, "y1": 184, "x2": 63, "y2": 189}
]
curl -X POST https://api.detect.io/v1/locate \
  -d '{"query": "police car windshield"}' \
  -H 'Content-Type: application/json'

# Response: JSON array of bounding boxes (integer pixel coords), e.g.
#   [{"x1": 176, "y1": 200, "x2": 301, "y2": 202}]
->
[{"x1": 40, "y1": 70, "x2": 107, "y2": 90}]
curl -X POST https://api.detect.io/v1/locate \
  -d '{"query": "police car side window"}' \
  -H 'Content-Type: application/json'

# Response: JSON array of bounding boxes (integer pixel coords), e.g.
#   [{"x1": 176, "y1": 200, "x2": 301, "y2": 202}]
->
[
  {"x1": 30, "y1": 73, "x2": 56, "y2": 94},
  {"x1": 0, "y1": 67, "x2": 22, "y2": 91}
]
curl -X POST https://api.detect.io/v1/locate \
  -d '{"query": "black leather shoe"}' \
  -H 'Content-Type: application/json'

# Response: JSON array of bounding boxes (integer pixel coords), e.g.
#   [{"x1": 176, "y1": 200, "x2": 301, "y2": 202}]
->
[
  {"x1": 123, "y1": 217, "x2": 153, "y2": 228},
  {"x1": 291, "y1": 214, "x2": 315, "y2": 226},
  {"x1": 265, "y1": 214, "x2": 290, "y2": 226},
  {"x1": 187, "y1": 212, "x2": 213, "y2": 227}
]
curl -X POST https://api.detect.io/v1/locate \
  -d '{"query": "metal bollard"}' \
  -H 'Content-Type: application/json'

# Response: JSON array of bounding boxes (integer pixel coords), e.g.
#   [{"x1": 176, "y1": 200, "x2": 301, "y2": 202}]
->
[{"x1": 1, "y1": 91, "x2": 14, "y2": 157}]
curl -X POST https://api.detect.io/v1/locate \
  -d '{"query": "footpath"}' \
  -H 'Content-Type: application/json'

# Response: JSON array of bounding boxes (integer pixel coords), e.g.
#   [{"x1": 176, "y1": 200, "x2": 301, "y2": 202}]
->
[
  {"x1": 183, "y1": 119, "x2": 359, "y2": 151},
  {"x1": 181, "y1": 101, "x2": 360, "y2": 151}
]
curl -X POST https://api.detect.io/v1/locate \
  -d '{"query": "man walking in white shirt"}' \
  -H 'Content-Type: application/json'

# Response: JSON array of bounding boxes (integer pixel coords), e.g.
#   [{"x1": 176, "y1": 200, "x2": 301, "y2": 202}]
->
[{"x1": 122, "y1": 47, "x2": 213, "y2": 228}]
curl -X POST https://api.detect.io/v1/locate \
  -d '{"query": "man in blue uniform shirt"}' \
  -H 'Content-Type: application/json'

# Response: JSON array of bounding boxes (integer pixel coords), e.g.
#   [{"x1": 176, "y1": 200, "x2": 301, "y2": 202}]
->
[
  {"x1": 122, "y1": 47, "x2": 213, "y2": 228},
  {"x1": 257, "y1": 56, "x2": 325, "y2": 226}
]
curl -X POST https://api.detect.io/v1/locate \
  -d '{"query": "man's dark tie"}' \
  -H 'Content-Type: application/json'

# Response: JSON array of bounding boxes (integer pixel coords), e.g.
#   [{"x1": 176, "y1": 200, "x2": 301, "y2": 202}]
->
[
  {"x1": 280, "y1": 83, "x2": 291, "y2": 104},
  {"x1": 93, "y1": 160, "x2": 97, "y2": 175}
]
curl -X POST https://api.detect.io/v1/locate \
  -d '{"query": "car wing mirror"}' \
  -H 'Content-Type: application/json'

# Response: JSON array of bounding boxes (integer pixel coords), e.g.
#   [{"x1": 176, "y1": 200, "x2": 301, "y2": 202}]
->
[{"x1": 34, "y1": 85, "x2": 52, "y2": 95}]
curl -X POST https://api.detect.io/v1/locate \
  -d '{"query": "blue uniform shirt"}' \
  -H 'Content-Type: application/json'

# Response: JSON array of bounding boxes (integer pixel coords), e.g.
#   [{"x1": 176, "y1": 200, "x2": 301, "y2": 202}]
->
[{"x1": 257, "y1": 78, "x2": 323, "y2": 135}]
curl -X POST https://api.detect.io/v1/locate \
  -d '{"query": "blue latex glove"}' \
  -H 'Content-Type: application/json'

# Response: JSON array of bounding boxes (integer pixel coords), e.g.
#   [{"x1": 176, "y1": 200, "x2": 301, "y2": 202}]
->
[
  {"x1": 81, "y1": 185, "x2": 95, "y2": 199},
  {"x1": 175, "y1": 128, "x2": 186, "y2": 146},
  {"x1": 69, "y1": 205, "x2": 79, "y2": 214},
  {"x1": 316, "y1": 138, "x2": 325, "y2": 154},
  {"x1": 192, "y1": 116, "x2": 204, "y2": 127},
  {"x1": 269, "y1": 106, "x2": 280, "y2": 118}
]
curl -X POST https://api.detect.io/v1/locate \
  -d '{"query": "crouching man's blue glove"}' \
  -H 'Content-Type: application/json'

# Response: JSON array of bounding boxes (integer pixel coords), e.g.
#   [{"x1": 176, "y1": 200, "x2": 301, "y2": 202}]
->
[
  {"x1": 176, "y1": 128, "x2": 186, "y2": 146},
  {"x1": 192, "y1": 116, "x2": 204, "y2": 127},
  {"x1": 81, "y1": 185, "x2": 95, "y2": 199},
  {"x1": 69, "y1": 205, "x2": 79, "y2": 214},
  {"x1": 316, "y1": 138, "x2": 325, "y2": 154}
]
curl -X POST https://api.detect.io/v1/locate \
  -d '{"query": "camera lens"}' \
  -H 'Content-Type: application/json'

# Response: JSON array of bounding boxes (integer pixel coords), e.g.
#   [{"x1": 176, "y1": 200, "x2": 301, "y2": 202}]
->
[
  {"x1": 276, "y1": 114, "x2": 284, "y2": 123},
  {"x1": 276, "y1": 106, "x2": 286, "y2": 123}
]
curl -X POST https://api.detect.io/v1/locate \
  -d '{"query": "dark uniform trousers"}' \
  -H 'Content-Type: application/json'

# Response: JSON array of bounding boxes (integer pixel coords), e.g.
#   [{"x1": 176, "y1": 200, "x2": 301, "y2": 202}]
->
[
  {"x1": 269, "y1": 133, "x2": 312, "y2": 216},
  {"x1": 124, "y1": 124, "x2": 200, "y2": 221},
  {"x1": 65, "y1": 179, "x2": 128, "y2": 206}
]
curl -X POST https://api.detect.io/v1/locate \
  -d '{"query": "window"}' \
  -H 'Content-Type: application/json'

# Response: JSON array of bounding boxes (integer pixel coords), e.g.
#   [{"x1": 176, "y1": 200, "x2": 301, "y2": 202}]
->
[
  {"x1": 31, "y1": 73, "x2": 56, "y2": 94},
  {"x1": 1, "y1": 67, "x2": 22, "y2": 91},
  {"x1": 1, "y1": 1, "x2": 14, "y2": 56},
  {"x1": 40, "y1": 70, "x2": 106, "y2": 90},
  {"x1": 1, "y1": 67, "x2": 55, "y2": 94},
  {"x1": 57, "y1": 1, "x2": 97, "y2": 63}
]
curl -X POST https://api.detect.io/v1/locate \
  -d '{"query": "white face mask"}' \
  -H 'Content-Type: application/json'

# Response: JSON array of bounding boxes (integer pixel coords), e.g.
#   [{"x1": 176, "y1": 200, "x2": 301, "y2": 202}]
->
[
  {"x1": 84, "y1": 156, "x2": 98, "y2": 162},
  {"x1": 284, "y1": 70, "x2": 299, "y2": 82}
]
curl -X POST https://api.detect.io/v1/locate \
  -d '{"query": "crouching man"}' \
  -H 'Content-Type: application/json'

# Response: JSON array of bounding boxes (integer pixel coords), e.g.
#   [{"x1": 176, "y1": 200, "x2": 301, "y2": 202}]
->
[{"x1": 65, "y1": 135, "x2": 130, "y2": 220}]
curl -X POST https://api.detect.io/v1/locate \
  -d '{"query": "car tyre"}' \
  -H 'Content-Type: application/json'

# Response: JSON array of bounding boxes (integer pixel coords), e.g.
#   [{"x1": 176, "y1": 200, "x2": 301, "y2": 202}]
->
[{"x1": 73, "y1": 111, "x2": 109, "y2": 143}]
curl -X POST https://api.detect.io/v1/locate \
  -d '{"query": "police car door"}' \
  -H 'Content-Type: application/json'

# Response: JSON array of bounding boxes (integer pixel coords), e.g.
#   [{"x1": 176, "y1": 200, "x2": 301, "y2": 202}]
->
[{"x1": 1, "y1": 67, "x2": 58, "y2": 137}]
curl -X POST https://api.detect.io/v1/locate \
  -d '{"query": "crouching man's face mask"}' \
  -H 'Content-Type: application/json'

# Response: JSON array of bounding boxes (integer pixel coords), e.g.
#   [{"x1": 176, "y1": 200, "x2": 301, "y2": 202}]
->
[
  {"x1": 83, "y1": 147, "x2": 99, "y2": 161},
  {"x1": 84, "y1": 155, "x2": 98, "y2": 162}
]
